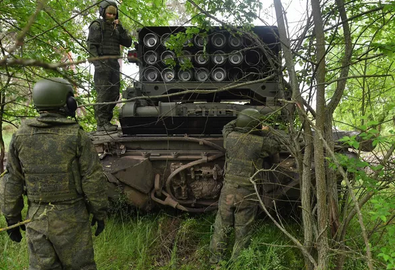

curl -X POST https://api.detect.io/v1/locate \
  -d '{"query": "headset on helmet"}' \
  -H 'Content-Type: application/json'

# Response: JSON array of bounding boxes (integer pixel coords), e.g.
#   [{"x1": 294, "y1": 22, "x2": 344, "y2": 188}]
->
[
  {"x1": 99, "y1": 0, "x2": 118, "y2": 19},
  {"x1": 32, "y1": 78, "x2": 78, "y2": 117}
]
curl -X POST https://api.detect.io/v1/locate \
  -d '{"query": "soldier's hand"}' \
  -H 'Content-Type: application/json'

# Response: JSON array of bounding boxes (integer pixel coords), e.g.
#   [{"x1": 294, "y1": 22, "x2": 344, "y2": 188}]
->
[
  {"x1": 7, "y1": 227, "x2": 23, "y2": 242},
  {"x1": 91, "y1": 217, "x2": 105, "y2": 236},
  {"x1": 5, "y1": 218, "x2": 24, "y2": 242}
]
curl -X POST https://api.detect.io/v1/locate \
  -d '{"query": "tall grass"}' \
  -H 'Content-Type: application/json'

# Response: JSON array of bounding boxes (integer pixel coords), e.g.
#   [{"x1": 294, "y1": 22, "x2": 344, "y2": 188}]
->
[
  {"x1": 94, "y1": 214, "x2": 158, "y2": 270},
  {"x1": 0, "y1": 209, "x2": 304, "y2": 270},
  {"x1": 0, "y1": 207, "x2": 383, "y2": 270},
  {"x1": 0, "y1": 205, "x2": 29, "y2": 270}
]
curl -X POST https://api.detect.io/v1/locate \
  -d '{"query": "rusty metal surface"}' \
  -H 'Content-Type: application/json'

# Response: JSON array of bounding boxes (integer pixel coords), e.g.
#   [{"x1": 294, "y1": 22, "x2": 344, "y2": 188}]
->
[{"x1": 90, "y1": 127, "x2": 375, "y2": 213}]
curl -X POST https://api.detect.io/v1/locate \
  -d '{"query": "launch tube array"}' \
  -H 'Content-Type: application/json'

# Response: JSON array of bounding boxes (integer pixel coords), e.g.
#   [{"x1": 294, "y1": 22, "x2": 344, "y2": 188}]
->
[{"x1": 139, "y1": 27, "x2": 278, "y2": 83}]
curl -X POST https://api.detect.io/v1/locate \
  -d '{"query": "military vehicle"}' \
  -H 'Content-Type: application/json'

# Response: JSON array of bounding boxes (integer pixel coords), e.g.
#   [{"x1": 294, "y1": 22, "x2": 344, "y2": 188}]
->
[{"x1": 89, "y1": 26, "x2": 370, "y2": 213}]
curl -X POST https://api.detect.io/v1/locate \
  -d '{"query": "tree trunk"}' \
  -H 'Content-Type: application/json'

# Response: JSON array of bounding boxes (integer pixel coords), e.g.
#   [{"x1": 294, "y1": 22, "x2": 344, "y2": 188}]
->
[
  {"x1": 273, "y1": 1, "x2": 315, "y2": 269},
  {"x1": 310, "y1": 0, "x2": 329, "y2": 269}
]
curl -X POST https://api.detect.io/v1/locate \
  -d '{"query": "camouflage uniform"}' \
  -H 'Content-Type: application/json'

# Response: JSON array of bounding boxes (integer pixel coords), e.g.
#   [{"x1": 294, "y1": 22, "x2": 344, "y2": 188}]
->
[
  {"x1": 87, "y1": 17, "x2": 132, "y2": 128},
  {"x1": 210, "y1": 120, "x2": 280, "y2": 263},
  {"x1": 1, "y1": 113, "x2": 108, "y2": 270}
]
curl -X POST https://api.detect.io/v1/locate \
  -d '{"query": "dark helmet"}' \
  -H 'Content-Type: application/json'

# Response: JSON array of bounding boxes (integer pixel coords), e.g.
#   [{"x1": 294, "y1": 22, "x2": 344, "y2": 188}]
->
[
  {"x1": 99, "y1": 0, "x2": 118, "y2": 19},
  {"x1": 236, "y1": 108, "x2": 262, "y2": 129},
  {"x1": 32, "y1": 78, "x2": 78, "y2": 117}
]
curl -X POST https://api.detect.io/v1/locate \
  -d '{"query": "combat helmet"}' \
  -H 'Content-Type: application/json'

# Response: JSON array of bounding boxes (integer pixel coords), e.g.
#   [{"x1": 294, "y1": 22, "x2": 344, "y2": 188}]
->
[
  {"x1": 32, "y1": 78, "x2": 78, "y2": 117},
  {"x1": 99, "y1": 0, "x2": 118, "y2": 19},
  {"x1": 235, "y1": 108, "x2": 262, "y2": 129}
]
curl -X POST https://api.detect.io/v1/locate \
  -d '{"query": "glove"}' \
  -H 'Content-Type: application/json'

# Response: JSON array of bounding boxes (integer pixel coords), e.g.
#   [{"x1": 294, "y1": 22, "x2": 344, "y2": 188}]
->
[
  {"x1": 6, "y1": 218, "x2": 25, "y2": 243},
  {"x1": 91, "y1": 217, "x2": 105, "y2": 236}
]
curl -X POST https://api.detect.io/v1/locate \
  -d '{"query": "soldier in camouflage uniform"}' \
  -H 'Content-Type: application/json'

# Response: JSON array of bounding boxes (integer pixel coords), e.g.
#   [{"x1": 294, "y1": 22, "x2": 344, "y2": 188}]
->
[
  {"x1": 87, "y1": 0, "x2": 132, "y2": 131},
  {"x1": 209, "y1": 108, "x2": 280, "y2": 264},
  {"x1": 1, "y1": 78, "x2": 108, "y2": 270}
]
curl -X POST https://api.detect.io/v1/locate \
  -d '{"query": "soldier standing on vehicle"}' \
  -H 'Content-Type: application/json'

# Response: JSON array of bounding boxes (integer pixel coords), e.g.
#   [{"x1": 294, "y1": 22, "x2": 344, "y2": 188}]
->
[
  {"x1": 87, "y1": 0, "x2": 133, "y2": 132},
  {"x1": 1, "y1": 78, "x2": 108, "y2": 269},
  {"x1": 209, "y1": 108, "x2": 280, "y2": 265}
]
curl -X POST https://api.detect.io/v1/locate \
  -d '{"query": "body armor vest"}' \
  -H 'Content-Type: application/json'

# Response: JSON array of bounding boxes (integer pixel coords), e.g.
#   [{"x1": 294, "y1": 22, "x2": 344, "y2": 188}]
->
[
  {"x1": 14, "y1": 119, "x2": 82, "y2": 203},
  {"x1": 224, "y1": 131, "x2": 265, "y2": 186},
  {"x1": 94, "y1": 19, "x2": 121, "y2": 56}
]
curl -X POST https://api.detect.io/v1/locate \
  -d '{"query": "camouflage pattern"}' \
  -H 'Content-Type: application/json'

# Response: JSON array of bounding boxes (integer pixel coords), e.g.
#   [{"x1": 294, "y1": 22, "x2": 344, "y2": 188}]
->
[
  {"x1": 93, "y1": 59, "x2": 121, "y2": 127},
  {"x1": 87, "y1": 18, "x2": 132, "y2": 127},
  {"x1": 1, "y1": 113, "x2": 108, "y2": 269},
  {"x1": 210, "y1": 183, "x2": 258, "y2": 263},
  {"x1": 224, "y1": 132, "x2": 265, "y2": 186},
  {"x1": 13, "y1": 117, "x2": 82, "y2": 203},
  {"x1": 87, "y1": 19, "x2": 132, "y2": 59},
  {"x1": 26, "y1": 200, "x2": 96, "y2": 270},
  {"x1": 209, "y1": 120, "x2": 280, "y2": 263}
]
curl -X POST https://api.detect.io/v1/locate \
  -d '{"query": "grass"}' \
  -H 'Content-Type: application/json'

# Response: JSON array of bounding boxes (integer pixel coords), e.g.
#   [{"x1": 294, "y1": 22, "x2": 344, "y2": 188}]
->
[
  {"x1": 0, "y1": 162, "x2": 392, "y2": 270},
  {"x1": 0, "y1": 205, "x2": 29, "y2": 270},
  {"x1": 2, "y1": 204, "x2": 392, "y2": 270},
  {"x1": 94, "y1": 214, "x2": 158, "y2": 270},
  {"x1": 0, "y1": 207, "x2": 307, "y2": 270}
]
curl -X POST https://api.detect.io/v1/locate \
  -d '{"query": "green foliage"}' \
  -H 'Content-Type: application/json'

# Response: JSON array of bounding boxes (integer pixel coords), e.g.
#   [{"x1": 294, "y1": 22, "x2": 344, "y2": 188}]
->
[
  {"x1": 3, "y1": 1, "x2": 395, "y2": 269},
  {"x1": 0, "y1": 0, "x2": 178, "y2": 133},
  {"x1": 165, "y1": 31, "x2": 196, "y2": 69},
  {"x1": 336, "y1": 120, "x2": 382, "y2": 152},
  {"x1": 1, "y1": 126, "x2": 16, "y2": 153},
  {"x1": 364, "y1": 192, "x2": 395, "y2": 269},
  {"x1": 329, "y1": 124, "x2": 395, "y2": 270},
  {"x1": 338, "y1": 135, "x2": 361, "y2": 150},
  {"x1": 185, "y1": 0, "x2": 262, "y2": 26},
  {"x1": 329, "y1": 1, "x2": 395, "y2": 133}
]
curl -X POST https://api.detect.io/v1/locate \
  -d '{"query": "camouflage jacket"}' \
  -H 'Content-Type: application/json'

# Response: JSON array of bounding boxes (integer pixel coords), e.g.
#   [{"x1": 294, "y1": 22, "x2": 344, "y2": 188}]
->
[
  {"x1": 87, "y1": 18, "x2": 132, "y2": 59},
  {"x1": 1, "y1": 113, "x2": 108, "y2": 223},
  {"x1": 222, "y1": 120, "x2": 280, "y2": 187}
]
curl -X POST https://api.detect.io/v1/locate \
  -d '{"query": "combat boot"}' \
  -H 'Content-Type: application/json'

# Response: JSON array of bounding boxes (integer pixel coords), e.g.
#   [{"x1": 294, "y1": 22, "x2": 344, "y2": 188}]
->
[{"x1": 97, "y1": 123, "x2": 118, "y2": 132}]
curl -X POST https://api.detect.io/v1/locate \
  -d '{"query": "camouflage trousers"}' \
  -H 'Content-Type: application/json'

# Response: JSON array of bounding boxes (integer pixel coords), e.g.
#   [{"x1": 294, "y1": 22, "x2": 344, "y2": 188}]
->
[
  {"x1": 94, "y1": 59, "x2": 120, "y2": 127},
  {"x1": 26, "y1": 199, "x2": 96, "y2": 270},
  {"x1": 209, "y1": 182, "x2": 258, "y2": 263}
]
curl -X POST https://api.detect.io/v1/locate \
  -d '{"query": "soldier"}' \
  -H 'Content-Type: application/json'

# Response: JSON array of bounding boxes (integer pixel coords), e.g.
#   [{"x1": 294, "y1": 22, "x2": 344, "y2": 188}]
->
[
  {"x1": 87, "y1": 0, "x2": 133, "y2": 131},
  {"x1": 209, "y1": 108, "x2": 280, "y2": 265},
  {"x1": 1, "y1": 78, "x2": 108, "y2": 269}
]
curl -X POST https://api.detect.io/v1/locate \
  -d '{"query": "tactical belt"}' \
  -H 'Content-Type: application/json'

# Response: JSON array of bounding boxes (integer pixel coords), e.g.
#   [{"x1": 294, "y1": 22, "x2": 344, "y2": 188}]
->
[{"x1": 28, "y1": 192, "x2": 82, "y2": 204}]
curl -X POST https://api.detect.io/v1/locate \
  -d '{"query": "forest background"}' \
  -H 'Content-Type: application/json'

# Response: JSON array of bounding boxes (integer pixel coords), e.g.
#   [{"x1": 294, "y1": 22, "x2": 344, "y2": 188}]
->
[{"x1": 2, "y1": 0, "x2": 395, "y2": 269}]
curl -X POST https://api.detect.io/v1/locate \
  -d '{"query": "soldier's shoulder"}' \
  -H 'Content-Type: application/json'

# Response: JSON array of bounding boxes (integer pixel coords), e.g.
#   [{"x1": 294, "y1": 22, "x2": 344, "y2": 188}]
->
[
  {"x1": 227, "y1": 130, "x2": 243, "y2": 138},
  {"x1": 89, "y1": 19, "x2": 103, "y2": 29},
  {"x1": 15, "y1": 118, "x2": 40, "y2": 132},
  {"x1": 23, "y1": 118, "x2": 39, "y2": 125}
]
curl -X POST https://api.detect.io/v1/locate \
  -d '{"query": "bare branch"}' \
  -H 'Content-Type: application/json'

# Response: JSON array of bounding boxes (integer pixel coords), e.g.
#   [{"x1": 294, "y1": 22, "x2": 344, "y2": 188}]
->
[
  {"x1": 0, "y1": 219, "x2": 32, "y2": 233},
  {"x1": 250, "y1": 169, "x2": 318, "y2": 268},
  {"x1": 80, "y1": 73, "x2": 277, "y2": 107}
]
